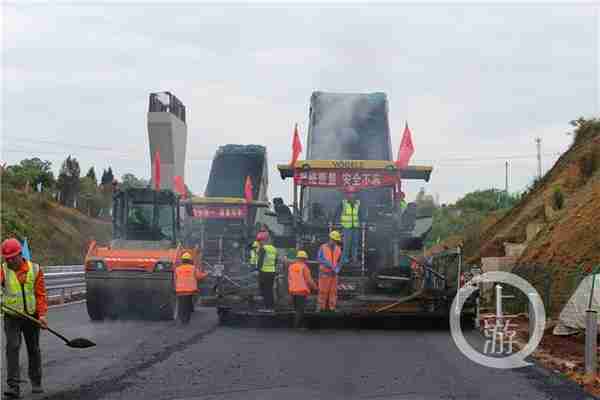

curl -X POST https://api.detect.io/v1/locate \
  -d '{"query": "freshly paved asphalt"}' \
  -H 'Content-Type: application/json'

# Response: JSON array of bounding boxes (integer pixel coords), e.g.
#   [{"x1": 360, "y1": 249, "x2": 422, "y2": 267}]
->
[{"x1": 2, "y1": 303, "x2": 595, "y2": 400}]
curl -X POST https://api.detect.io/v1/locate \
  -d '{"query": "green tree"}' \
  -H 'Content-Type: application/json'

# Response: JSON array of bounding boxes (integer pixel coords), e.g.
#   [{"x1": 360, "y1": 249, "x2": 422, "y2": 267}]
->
[
  {"x1": 100, "y1": 167, "x2": 114, "y2": 185},
  {"x1": 78, "y1": 176, "x2": 103, "y2": 217},
  {"x1": 57, "y1": 156, "x2": 81, "y2": 207},
  {"x1": 426, "y1": 188, "x2": 519, "y2": 249},
  {"x1": 455, "y1": 189, "x2": 518, "y2": 213},
  {"x1": 2, "y1": 158, "x2": 54, "y2": 191},
  {"x1": 120, "y1": 173, "x2": 148, "y2": 189},
  {"x1": 86, "y1": 167, "x2": 97, "y2": 185}
]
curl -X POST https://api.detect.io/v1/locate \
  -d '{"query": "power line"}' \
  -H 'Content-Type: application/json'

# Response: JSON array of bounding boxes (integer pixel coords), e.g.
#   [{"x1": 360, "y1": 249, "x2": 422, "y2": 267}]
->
[
  {"x1": 2, "y1": 144, "x2": 563, "y2": 164},
  {"x1": 1, "y1": 134, "x2": 565, "y2": 171},
  {"x1": 5, "y1": 137, "x2": 119, "y2": 152}
]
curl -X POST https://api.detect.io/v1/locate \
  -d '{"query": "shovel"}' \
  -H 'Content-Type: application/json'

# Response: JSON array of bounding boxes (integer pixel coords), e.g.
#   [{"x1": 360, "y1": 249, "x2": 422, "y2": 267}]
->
[{"x1": 1, "y1": 304, "x2": 96, "y2": 349}]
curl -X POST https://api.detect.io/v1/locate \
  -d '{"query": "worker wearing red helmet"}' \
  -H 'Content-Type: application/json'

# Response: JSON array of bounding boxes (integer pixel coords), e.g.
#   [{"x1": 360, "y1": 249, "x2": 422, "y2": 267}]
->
[
  {"x1": 334, "y1": 186, "x2": 365, "y2": 266},
  {"x1": 1, "y1": 238, "x2": 48, "y2": 397},
  {"x1": 255, "y1": 230, "x2": 278, "y2": 312}
]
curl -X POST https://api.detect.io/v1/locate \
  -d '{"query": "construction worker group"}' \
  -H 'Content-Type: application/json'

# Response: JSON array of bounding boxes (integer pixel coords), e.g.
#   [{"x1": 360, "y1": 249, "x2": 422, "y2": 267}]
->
[{"x1": 248, "y1": 227, "x2": 343, "y2": 325}]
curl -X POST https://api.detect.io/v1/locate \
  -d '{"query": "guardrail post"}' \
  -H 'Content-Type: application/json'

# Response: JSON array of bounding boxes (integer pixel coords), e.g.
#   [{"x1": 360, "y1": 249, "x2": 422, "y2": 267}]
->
[
  {"x1": 496, "y1": 284, "x2": 503, "y2": 325},
  {"x1": 585, "y1": 310, "x2": 597, "y2": 376}
]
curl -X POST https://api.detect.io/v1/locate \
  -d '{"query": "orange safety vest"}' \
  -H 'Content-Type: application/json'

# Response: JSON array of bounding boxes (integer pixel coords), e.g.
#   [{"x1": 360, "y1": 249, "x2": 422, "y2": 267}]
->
[
  {"x1": 288, "y1": 262, "x2": 315, "y2": 296},
  {"x1": 175, "y1": 263, "x2": 202, "y2": 295},
  {"x1": 318, "y1": 243, "x2": 341, "y2": 276}
]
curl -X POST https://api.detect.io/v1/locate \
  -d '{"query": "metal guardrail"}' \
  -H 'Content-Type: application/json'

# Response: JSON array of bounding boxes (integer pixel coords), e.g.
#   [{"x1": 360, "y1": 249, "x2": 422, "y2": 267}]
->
[{"x1": 45, "y1": 265, "x2": 85, "y2": 304}]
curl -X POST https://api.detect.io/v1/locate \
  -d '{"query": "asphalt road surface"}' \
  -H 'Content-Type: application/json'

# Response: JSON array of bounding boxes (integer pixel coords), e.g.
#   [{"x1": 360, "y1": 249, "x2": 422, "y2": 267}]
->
[{"x1": 1, "y1": 303, "x2": 595, "y2": 400}]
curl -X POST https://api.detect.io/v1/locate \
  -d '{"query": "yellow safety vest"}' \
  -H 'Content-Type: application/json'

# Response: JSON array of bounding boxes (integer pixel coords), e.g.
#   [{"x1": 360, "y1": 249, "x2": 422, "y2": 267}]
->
[
  {"x1": 340, "y1": 200, "x2": 361, "y2": 229},
  {"x1": 249, "y1": 241, "x2": 258, "y2": 266},
  {"x1": 398, "y1": 199, "x2": 407, "y2": 211},
  {"x1": 2, "y1": 261, "x2": 39, "y2": 316},
  {"x1": 260, "y1": 245, "x2": 277, "y2": 273}
]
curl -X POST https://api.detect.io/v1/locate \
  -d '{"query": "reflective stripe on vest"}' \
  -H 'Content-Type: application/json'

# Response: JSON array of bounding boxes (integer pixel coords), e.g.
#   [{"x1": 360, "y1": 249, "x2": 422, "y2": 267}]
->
[
  {"x1": 260, "y1": 245, "x2": 277, "y2": 273},
  {"x1": 288, "y1": 262, "x2": 309, "y2": 295},
  {"x1": 319, "y1": 244, "x2": 341, "y2": 275},
  {"x1": 175, "y1": 264, "x2": 198, "y2": 294},
  {"x1": 2, "y1": 261, "x2": 38, "y2": 316},
  {"x1": 340, "y1": 200, "x2": 360, "y2": 228}
]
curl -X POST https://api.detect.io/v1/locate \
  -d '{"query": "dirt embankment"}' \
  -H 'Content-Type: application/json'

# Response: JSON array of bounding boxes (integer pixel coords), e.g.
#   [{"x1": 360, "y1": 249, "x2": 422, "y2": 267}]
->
[
  {"x1": 0, "y1": 188, "x2": 112, "y2": 266},
  {"x1": 434, "y1": 121, "x2": 600, "y2": 315}
]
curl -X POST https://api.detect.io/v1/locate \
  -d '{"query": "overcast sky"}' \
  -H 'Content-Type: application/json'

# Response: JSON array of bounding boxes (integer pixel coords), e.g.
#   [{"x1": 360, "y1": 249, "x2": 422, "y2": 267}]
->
[{"x1": 2, "y1": 3, "x2": 598, "y2": 203}]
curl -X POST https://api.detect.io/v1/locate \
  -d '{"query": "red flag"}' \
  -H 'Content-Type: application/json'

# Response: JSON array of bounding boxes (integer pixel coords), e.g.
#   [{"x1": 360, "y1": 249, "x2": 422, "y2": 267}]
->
[
  {"x1": 244, "y1": 176, "x2": 253, "y2": 202},
  {"x1": 173, "y1": 175, "x2": 186, "y2": 199},
  {"x1": 154, "y1": 150, "x2": 161, "y2": 190},
  {"x1": 396, "y1": 122, "x2": 415, "y2": 169},
  {"x1": 290, "y1": 123, "x2": 303, "y2": 166}
]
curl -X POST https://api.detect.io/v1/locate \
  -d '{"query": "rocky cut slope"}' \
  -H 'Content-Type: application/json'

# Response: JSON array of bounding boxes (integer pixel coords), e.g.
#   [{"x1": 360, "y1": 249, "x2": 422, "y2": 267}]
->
[{"x1": 473, "y1": 118, "x2": 600, "y2": 313}]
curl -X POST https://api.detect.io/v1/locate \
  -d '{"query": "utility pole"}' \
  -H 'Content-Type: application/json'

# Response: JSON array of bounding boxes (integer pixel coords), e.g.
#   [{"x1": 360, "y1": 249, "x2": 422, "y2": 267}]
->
[
  {"x1": 505, "y1": 161, "x2": 509, "y2": 193},
  {"x1": 535, "y1": 137, "x2": 542, "y2": 178}
]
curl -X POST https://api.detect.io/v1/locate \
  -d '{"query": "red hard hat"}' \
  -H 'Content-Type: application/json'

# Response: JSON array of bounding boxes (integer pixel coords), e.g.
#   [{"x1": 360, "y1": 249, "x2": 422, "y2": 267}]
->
[
  {"x1": 1, "y1": 238, "x2": 22, "y2": 259},
  {"x1": 256, "y1": 231, "x2": 269, "y2": 242}
]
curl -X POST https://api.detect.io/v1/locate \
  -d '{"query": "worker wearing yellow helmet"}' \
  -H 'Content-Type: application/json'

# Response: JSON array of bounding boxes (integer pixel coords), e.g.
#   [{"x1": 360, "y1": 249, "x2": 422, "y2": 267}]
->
[
  {"x1": 175, "y1": 251, "x2": 207, "y2": 324},
  {"x1": 288, "y1": 250, "x2": 317, "y2": 328},
  {"x1": 317, "y1": 231, "x2": 342, "y2": 312}
]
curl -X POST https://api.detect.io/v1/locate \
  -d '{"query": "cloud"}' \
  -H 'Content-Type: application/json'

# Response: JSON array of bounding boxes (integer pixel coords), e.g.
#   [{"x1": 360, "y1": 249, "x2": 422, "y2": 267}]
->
[{"x1": 1, "y1": 3, "x2": 597, "y2": 205}]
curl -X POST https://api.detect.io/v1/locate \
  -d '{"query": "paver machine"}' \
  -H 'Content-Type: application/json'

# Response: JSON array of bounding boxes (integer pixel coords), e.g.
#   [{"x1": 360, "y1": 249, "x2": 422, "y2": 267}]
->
[
  {"x1": 182, "y1": 145, "x2": 276, "y2": 302},
  {"x1": 215, "y1": 91, "x2": 476, "y2": 323}
]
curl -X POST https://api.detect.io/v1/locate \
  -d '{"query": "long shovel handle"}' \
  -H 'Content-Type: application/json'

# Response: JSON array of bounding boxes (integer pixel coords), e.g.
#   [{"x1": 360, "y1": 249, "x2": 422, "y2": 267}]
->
[
  {"x1": 1, "y1": 304, "x2": 70, "y2": 344},
  {"x1": 1, "y1": 304, "x2": 42, "y2": 325}
]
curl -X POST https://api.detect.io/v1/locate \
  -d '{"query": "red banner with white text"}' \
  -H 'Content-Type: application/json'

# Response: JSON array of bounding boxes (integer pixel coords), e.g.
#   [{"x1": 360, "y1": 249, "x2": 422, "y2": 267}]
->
[{"x1": 293, "y1": 169, "x2": 398, "y2": 188}]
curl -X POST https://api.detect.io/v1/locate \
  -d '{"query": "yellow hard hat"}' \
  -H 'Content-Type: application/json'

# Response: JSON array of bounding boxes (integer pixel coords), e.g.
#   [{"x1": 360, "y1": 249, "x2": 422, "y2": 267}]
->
[
  {"x1": 181, "y1": 252, "x2": 193, "y2": 261},
  {"x1": 296, "y1": 250, "x2": 309, "y2": 259},
  {"x1": 329, "y1": 230, "x2": 341, "y2": 242}
]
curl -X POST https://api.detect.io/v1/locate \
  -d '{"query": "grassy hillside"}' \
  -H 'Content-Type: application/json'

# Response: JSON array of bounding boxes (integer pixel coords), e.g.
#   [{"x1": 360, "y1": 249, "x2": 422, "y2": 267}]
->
[{"x1": 1, "y1": 188, "x2": 112, "y2": 266}]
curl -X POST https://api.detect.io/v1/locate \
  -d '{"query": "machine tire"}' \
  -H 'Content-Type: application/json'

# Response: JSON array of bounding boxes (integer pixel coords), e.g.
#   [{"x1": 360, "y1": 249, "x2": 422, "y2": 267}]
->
[
  {"x1": 157, "y1": 293, "x2": 176, "y2": 321},
  {"x1": 217, "y1": 307, "x2": 231, "y2": 324},
  {"x1": 86, "y1": 294, "x2": 105, "y2": 321}
]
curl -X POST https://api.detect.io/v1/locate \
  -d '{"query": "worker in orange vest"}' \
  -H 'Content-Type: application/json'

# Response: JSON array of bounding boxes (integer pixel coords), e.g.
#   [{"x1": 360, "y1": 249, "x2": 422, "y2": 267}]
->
[
  {"x1": 317, "y1": 231, "x2": 342, "y2": 312},
  {"x1": 288, "y1": 250, "x2": 317, "y2": 328},
  {"x1": 175, "y1": 252, "x2": 207, "y2": 324}
]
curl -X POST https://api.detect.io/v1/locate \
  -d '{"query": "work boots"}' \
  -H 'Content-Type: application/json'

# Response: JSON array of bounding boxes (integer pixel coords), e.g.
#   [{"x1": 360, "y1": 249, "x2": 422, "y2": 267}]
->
[{"x1": 31, "y1": 383, "x2": 44, "y2": 394}]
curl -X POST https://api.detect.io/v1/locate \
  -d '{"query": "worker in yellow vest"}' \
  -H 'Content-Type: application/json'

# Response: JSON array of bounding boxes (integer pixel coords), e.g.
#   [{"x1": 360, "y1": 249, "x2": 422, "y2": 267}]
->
[
  {"x1": 335, "y1": 186, "x2": 365, "y2": 265},
  {"x1": 255, "y1": 231, "x2": 278, "y2": 312},
  {"x1": 1, "y1": 238, "x2": 48, "y2": 397},
  {"x1": 248, "y1": 240, "x2": 259, "y2": 271},
  {"x1": 397, "y1": 191, "x2": 408, "y2": 214}
]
